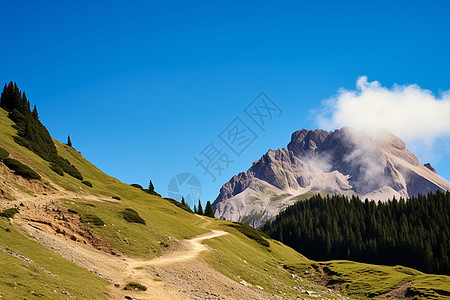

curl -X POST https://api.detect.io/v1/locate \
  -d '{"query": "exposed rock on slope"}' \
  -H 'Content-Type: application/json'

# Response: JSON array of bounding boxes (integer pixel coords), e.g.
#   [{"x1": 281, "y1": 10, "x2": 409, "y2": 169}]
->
[{"x1": 213, "y1": 128, "x2": 450, "y2": 227}]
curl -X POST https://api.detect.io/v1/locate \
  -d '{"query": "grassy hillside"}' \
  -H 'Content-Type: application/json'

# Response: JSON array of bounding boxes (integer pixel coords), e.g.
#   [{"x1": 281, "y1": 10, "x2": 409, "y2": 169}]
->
[
  {"x1": 0, "y1": 107, "x2": 208, "y2": 257},
  {"x1": 1, "y1": 106, "x2": 450, "y2": 299},
  {"x1": 284, "y1": 260, "x2": 450, "y2": 299},
  {"x1": 0, "y1": 218, "x2": 109, "y2": 299}
]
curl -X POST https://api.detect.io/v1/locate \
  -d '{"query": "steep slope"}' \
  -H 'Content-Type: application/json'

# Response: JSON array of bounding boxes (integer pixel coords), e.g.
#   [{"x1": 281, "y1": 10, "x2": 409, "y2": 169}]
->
[
  {"x1": 213, "y1": 128, "x2": 450, "y2": 227},
  {"x1": 0, "y1": 105, "x2": 334, "y2": 299},
  {"x1": 1, "y1": 99, "x2": 449, "y2": 299}
]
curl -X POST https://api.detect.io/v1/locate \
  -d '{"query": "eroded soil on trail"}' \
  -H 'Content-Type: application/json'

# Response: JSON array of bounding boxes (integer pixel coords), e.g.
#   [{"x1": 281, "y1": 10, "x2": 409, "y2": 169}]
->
[
  {"x1": 1, "y1": 185, "x2": 277, "y2": 299},
  {"x1": 19, "y1": 217, "x2": 278, "y2": 299}
]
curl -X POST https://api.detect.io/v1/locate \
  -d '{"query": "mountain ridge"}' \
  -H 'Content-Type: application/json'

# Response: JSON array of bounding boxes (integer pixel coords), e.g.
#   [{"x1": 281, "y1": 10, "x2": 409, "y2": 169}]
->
[{"x1": 213, "y1": 128, "x2": 450, "y2": 227}]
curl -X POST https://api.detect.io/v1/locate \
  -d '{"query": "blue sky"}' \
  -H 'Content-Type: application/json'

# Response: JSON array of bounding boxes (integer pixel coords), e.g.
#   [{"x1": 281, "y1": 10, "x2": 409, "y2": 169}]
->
[{"x1": 1, "y1": 1, "x2": 449, "y2": 206}]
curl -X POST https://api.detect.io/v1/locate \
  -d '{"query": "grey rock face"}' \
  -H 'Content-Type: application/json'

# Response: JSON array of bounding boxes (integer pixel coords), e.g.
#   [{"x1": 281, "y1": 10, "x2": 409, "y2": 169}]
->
[
  {"x1": 423, "y1": 163, "x2": 437, "y2": 173},
  {"x1": 213, "y1": 128, "x2": 450, "y2": 227}
]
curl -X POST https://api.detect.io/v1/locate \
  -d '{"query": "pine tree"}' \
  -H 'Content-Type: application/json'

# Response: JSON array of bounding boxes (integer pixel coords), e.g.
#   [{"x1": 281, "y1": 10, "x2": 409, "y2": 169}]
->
[
  {"x1": 194, "y1": 205, "x2": 197, "y2": 214},
  {"x1": 148, "y1": 180, "x2": 155, "y2": 193},
  {"x1": 197, "y1": 200, "x2": 203, "y2": 215},
  {"x1": 31, "y1": 105, "x2": 38, "y2": 120},
  {"x1": 181, "y1": 196, "x2": 186, "y2": 206},
  {"x1": 0, "y1": 82, "x2": 83, "y2": 180},
  {"x1": 67, "y1": 135, "x2": 72, "y2": 147},
  {"x1": 0, "y1": 81, "x2": 20, "y2": 111},
  {"x1": 204, "y1": 201, "x2": 214, "y2": 218}
]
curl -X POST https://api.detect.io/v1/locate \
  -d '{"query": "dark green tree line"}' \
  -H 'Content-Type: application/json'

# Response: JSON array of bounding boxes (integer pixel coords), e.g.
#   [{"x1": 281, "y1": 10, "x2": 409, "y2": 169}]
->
[
  {"x1": 0, "y1": 82, "x2": 83, "y2": 180},
  {"x1": 262, "y1": 191, "x2": 450, "y2": 275}
]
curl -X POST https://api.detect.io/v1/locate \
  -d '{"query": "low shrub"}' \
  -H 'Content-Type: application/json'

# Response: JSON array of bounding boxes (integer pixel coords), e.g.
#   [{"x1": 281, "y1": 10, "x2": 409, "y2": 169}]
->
[
  {"x1": 68, "y1": 208, "x2": 78, "y2": 214},
  {"x1": 80, "y1": 214, "x2": 105, "y2": 226},
  {"x1": 49, "y1": 162, "x2": 64, "y2": 176},
  {"x1": 130, "y1": 184, "x2": 161, "y2": 196},
  {"x1": 228, "y1": 223, "x2": 270, "y2": 247},
  {"x1": 163, "y1": 197, "x2": 193, "y2": 213},
  {"x1": 112, "y1": 196, "x2": 121, "y2": 200},
  {"x1": 54, "y1": 157, "x2": 83, "y2": 180},
  {"x1": 3, "y1": 158, "x2": 41, "y2": 180},
  {"x1": 12, "y1": 135, "x2": 32, "y2": 150},
  {"x1": 120, "y1": 208, "x2": 146, "y2": 224},
  {"x1": 159, "y1": 240, "x2": 169, "y2": 247},
  {"x1": 81, "y1": 181, "x2": 93, "y2": 187},
  {"x1": 62, "y1": 164, "x2": 83, "y2": 180},
  {"x1": 143, "y1": 188, "x2": 161, "y2": 197},
  {"x1": 130, "y1": 183, "x2": 144, "y2": 190},
  {"x1": 0, "y1": 208, "x2": 19, "y2": 218},
  {"x1": 0, "y1": 147, "x2": 9, "y2": 159},
  {"x1": 124, "y1": 282, "x2": 147, "y2": 291}
]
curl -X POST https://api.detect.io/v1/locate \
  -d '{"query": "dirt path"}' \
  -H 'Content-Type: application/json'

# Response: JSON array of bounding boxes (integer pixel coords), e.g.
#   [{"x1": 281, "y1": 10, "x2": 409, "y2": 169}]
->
[
  {"x1": 5, "y1": 181, "x2": 277, "y2": 299},
  {"x1": 19, "y1": 218, "x2": 276, "y2": 299},
  {"x1": 22, "y1": 223, "x2": 186, "y2": 299},
  {"x1": 22, "y1": 222, "x2": 229, "y2": 298},
  {"x1": 130, "y1": 230, "x2": 228, "y2": 268},
  {"x1": 378, "y1": 281, "x2": 413, "y2": 299}
]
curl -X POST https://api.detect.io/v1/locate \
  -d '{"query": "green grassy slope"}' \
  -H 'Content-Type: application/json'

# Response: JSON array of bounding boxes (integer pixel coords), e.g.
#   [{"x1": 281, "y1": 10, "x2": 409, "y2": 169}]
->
[
  {"x1": 53, "y1": 141, "x2": 208, "y2": 258},
  {"x1": 0, "y1": 107, "x2": 208, "y2": 257},
  {"x1": 0, "y1": 218, "x2": 108, "y2": 299},
  {"x1": 0, "y1": 107, "x2": 210, "y2": 298},
  {"x1": 202, "y1": 220, "x2": 328, "y2": 295},
  {"x1": 1, "y1": 107, "x2": 449, "y2": 299},
  {"x1": 201, "y1": 219, "x2": 450, "y2": 299},
  {"x1": 284, "y1": 260, "x2": 450, "y2": 299}
]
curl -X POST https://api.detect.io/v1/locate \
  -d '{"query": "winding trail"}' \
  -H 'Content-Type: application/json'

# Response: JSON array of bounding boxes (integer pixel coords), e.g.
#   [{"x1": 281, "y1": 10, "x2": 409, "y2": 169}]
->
[
  {"x1": 12, "y1": 196, "x2": 276, "y2": 299},
  {"x1": 21, "y1": 218, "x2": 231, "y2": 299},
  {"x1": 131, "y1": 230, "x2": 228, "y2": 268}
]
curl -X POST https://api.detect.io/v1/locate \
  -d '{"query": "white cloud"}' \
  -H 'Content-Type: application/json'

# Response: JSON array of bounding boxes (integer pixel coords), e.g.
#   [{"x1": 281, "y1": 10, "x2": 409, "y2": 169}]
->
[{"x1": 317, "y1": 76, "x2": 450, "y2": 146}]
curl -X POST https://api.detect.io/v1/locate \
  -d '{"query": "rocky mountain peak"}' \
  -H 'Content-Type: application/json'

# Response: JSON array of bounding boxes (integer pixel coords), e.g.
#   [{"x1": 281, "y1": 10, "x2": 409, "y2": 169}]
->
[
  {"x1": 213, "y1": 128, "x2": 450, "y2": 227},
  {"x1": 287, "y1": 128, "x2": 330, "y2": 157},
  {"x1": 374, "y1": 129, "x2": 407, "y2": 150},
  {"x1": 424, "y1": 163, "x2": 437, "y2": 173}
]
